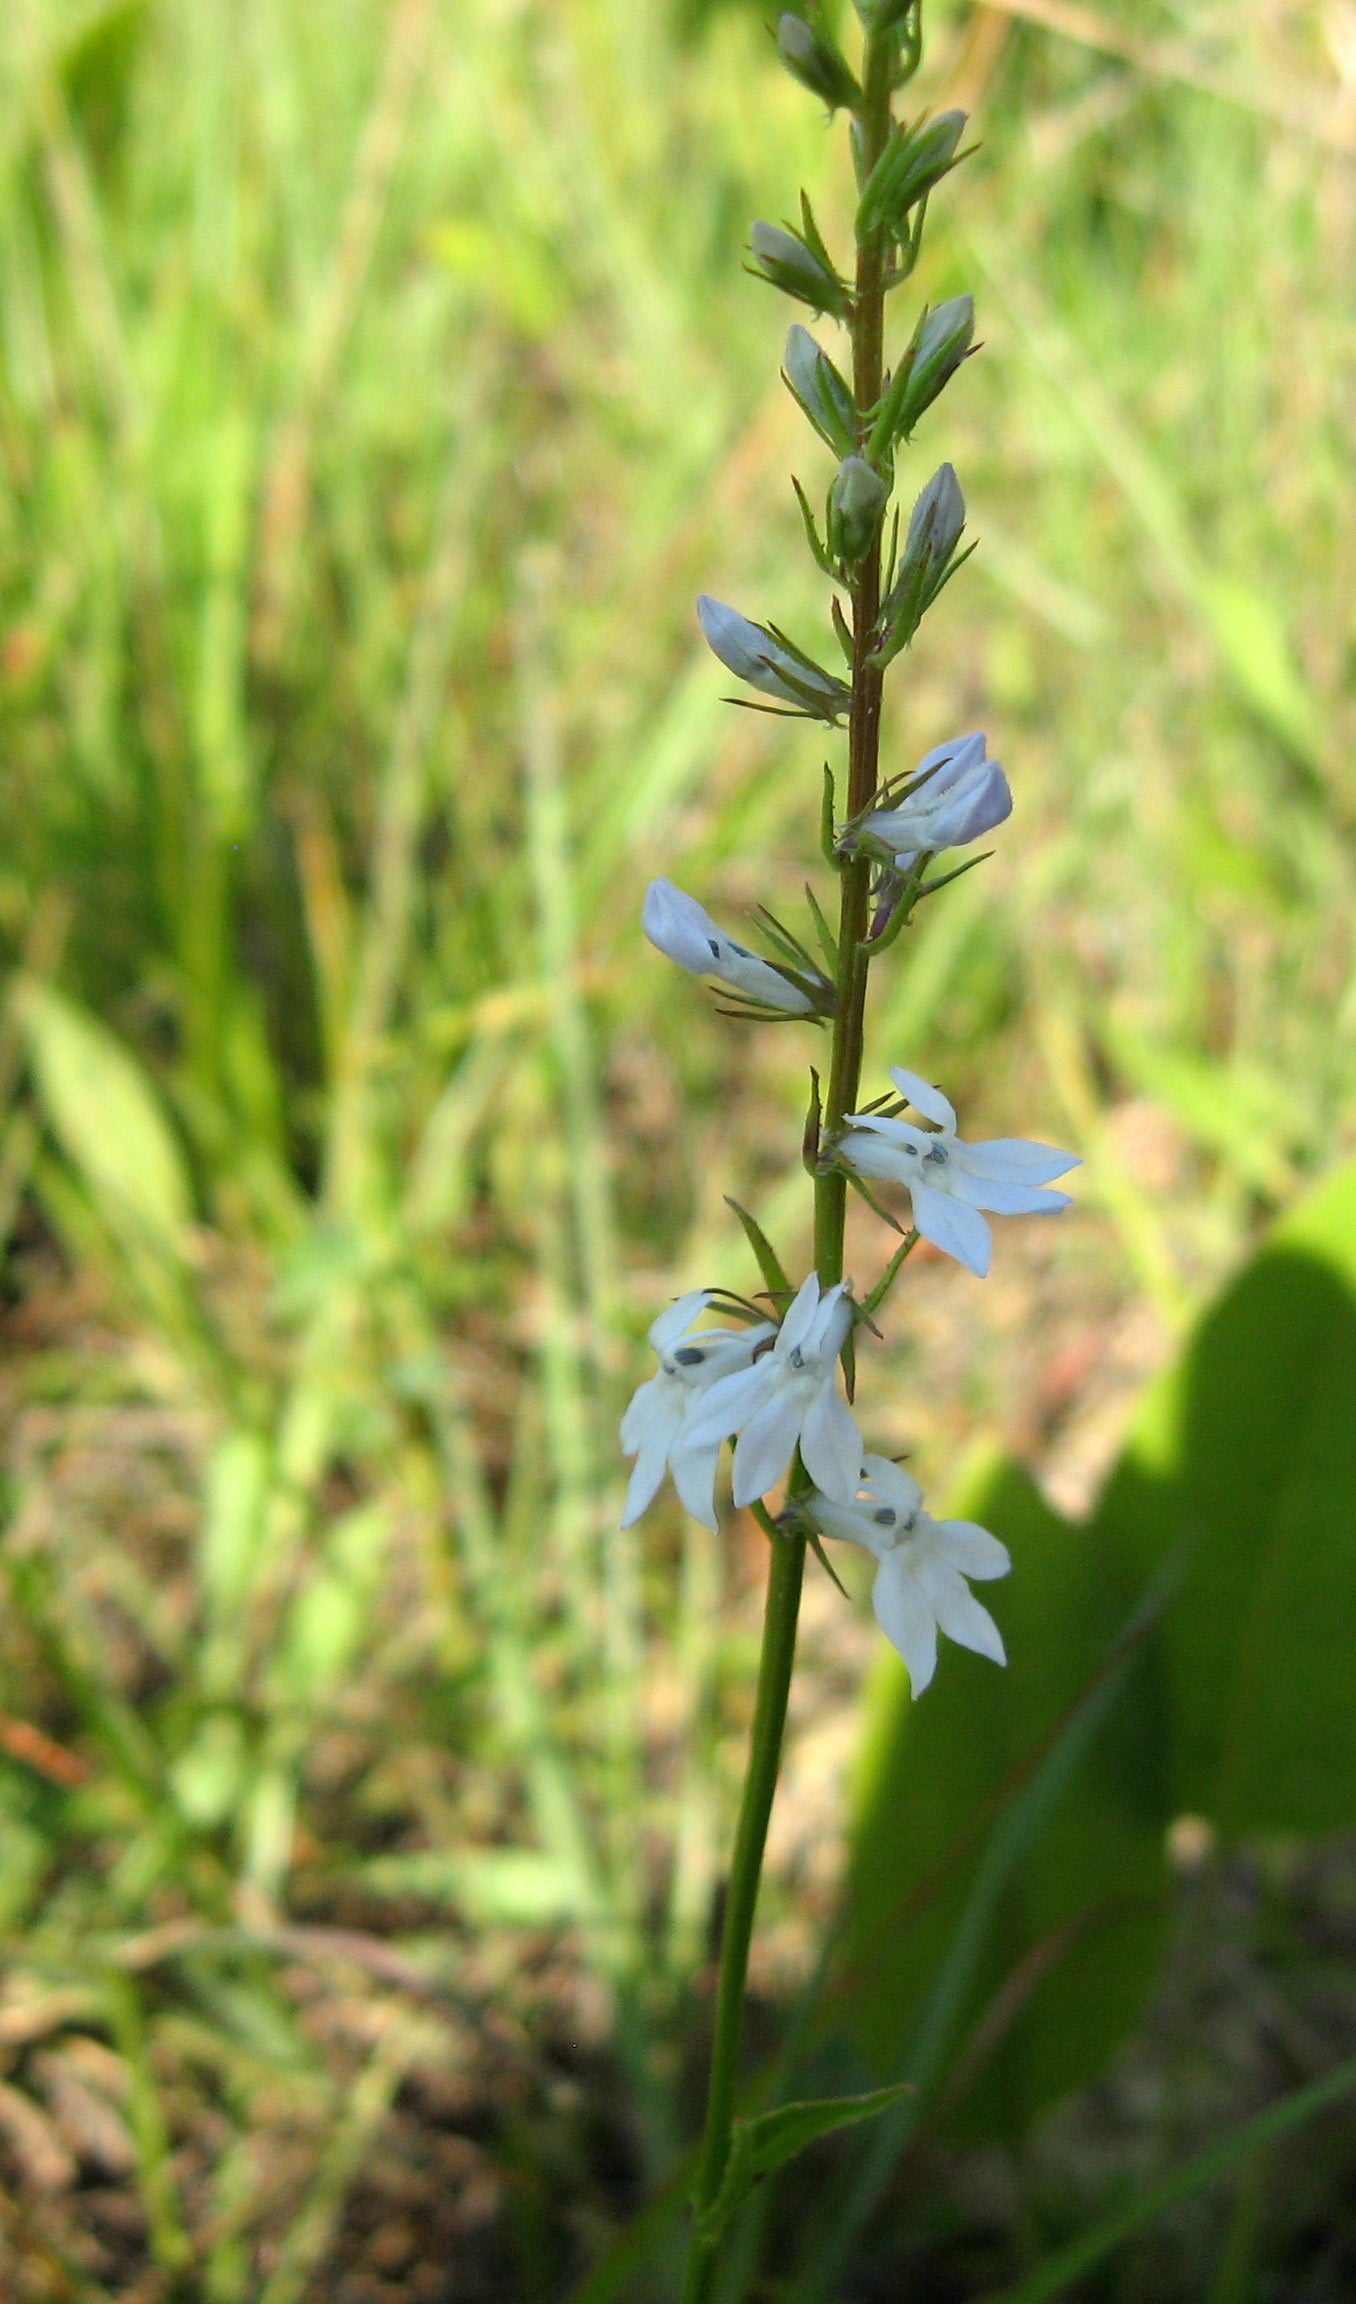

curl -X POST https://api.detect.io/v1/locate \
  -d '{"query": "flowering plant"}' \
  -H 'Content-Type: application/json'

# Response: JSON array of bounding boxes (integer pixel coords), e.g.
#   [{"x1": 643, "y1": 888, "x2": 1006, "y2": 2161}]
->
[{"x1": 618, "y1": 7, "x2": 1079, "y2": 2284}]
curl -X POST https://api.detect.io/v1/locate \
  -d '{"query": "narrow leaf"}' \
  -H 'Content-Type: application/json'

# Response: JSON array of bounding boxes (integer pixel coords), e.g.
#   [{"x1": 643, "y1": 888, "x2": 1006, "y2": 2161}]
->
[
  {"x1": 981, "y1": 2056, "x2": 1356, "y2": 2304},
  {"x1": 698, "y1": 2083, "x2": 914, "y2": 2242},
  {"x1": 725, "y1": 1198, "x2": 790, "y2": 1295}
]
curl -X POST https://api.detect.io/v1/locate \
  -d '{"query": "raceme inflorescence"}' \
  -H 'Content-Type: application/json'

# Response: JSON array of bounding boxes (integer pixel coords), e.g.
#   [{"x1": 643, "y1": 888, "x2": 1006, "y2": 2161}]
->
[{"x1": 619, "y1": 5, "x2": 1080, "y2": 2284}]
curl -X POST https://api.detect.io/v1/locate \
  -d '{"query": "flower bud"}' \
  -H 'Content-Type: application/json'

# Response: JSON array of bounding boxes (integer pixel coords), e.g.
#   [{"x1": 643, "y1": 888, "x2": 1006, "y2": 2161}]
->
[
  {"x1": 872, "y1": 465, "x2": 967, "y2": 669},
  {"x1": 698, "y1": 594, "x2": 852, "y2": 723},
  {"x1": 857, "y1": 111, "x2": 967, "y2": 243},
  {"x1": 783, "y1": 325, "x2": 856, "y2": 457},
  {"x1": 829, "y1": 456, "x2": 889, "y2": 565},
  {"x1": 903, "y1": 461, "x2": 965, "y2": 572},
  {"x1": 775, "y1": 14, "x2": 861, "y2": 110},
  {"x1": 868, "y1": 295, "x2": 974, "y2": 458},
  {"x1": 749, "y1": 221, "x2": 851, "y2": 320}
]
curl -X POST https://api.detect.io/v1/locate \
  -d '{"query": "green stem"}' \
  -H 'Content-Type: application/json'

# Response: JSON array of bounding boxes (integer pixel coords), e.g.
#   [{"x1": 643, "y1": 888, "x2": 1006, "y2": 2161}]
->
[
  {"x1": 680, "y1": 1529, "x2": 806, "y2": 2304},
  {"x1": 680, "y1": 25, "x2": 900, "y2": 2295}
]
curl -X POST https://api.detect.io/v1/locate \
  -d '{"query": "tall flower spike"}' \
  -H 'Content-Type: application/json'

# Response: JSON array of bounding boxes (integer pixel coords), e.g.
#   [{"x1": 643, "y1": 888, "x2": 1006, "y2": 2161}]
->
[
  {"x1": 621, "y1": 1290, "x2": 776, "y2": 1531},
  {"x1": 807, "y1": 1454, "x2": 1009, "y2": 1693},
  {"x1": 838, "y1": 1065, "x2": 1079, "y2": 1277},
  {"x1": 684, "y1": 1272, "x2": 863, "y2": 1508},
  {"x1": 642, "y1": 880, "x2": 830, "y2": 1016},
  {"x1": 853, "y1": 733, "x2": 1011, "y2": 869}
]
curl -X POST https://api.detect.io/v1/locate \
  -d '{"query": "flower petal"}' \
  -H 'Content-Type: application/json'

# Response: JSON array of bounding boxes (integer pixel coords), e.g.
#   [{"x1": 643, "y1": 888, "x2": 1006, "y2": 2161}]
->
[
  {"x1": 670, "y1": 1437, "x2": 723, "y2": 1531},
  {"x1": 907, "y1": 1181, "x2": 992, "y2": 1276},
  {"x1": 620, "y1": 1374, "x2": 680, "y2": 1456},
  {"x1": 621, "y1": 1435, "x2": 672, "y2": 1527},
  {"x1": 947, "y1": 1169, "x2": 1074, "y2": 1216},
  {"x1": 777, "y1": 1273, "x2": 824, "y2": 1360},
  {"x1": 934, "y1": 1518, "x2": 1010, "y2": 1580},
  {"x1": 887, "y1": 1067, "x2": 956, "y2": 1134},
  {"x1": 872, "y1": 1556, "x2": 938, "y2": 1693},
  {"x1": 958, "y1": 1139, "x2": 1081, "y2": 1186},
  {"x1": 683, "y1": 1362, "x2": 768, "y2": 1451},
  {"x1": 647, "y1": 1287, "x2": 712, "y2": 1353},
  {"x1": 924, "y1": 1562, "x2": 1007, "y2": 1664},
  {"x1": 731, "y1": 1390, "x2": 804, "y2": 1506},
  {"x1": 799, "y1": 1383, "x2": 864, "y2": 1505}
]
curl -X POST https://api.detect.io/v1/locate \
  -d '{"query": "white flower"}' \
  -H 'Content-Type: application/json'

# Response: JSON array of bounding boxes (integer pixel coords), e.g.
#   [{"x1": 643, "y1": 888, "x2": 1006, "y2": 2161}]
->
[
  {"x1": 838, "y1": 1065, "x2": 1079, "y2": 1278},
  {"x1": 857, "y1": 733, "x2": 1011, "y2": 869},
  {"x1": 809, "y1": 1454, "x2": 1009, "y2": 1694},
  {"x1": 642, "y1": 879, "x2": 825, "y2": 1015},
  {"x1": 684, "y1": 1272, "x2": 863, "y2": 1509},
  {"x1": 621, "y1": 1290, "x2": 774, "y2": 1530}
]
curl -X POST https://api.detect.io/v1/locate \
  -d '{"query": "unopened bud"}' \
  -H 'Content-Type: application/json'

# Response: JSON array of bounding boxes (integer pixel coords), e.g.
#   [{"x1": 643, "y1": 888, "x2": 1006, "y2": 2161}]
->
[
  {"x1": 869, "y1": 295, "x2": 975, "y2": 457},
  {"x1": 904, "y1": 462, "x2": 965, "y2": 571},
  {"x1": 784, "y1": 325, "x2": 856, "y2": 457},
  {"x1": 858, "y1": 111, "x2": 967, "y2": 242},
  {"x1": 776, "y1": 14, "x2": 861, "y2": 110},
  {"x1": 749, "y1": 221, "x2": 851, "y2": 319},
  {"x1": 829, "y1": 457, "x2": 889, "y2": 564}
]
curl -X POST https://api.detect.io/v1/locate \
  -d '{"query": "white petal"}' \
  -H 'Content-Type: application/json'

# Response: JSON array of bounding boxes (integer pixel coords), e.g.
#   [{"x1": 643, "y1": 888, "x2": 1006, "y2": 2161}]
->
[
  {"x1": 837, "y1": 1128, "x2": 920, "y2": 1187},
  {"x1": 730, "y1": 1390, "x2": 803, "y2": 1506},
  {"x1": 935, "y1": 1517, "x2": 1010, "y2": 1580},
  {"x1": 809, "y1": 1491, "x2": 880, "y2": 1553},
  {"x1": 887, "y1": 1067, "x2": 956, "y2": 1134},
  {"x1": 925, "y1": 1563, "x2": 1007, "y2": 1665},
  {"x1": 776, "y1": 1273, "x2": 823, "y2": 1360},
  {"x1": 670, "y1": 1438, "x2": 722, "y2": 1531},
  {"x1": 908, "y1": 1181, "x2": 992, "y2": 1276},
  {"x1": 621, "y1": 1437, "x2": 671, "y2": 1527},
  {"x1": 620, "y1": 1374, "x2": 680, "y2": 1456},
  {"x1": 947, "y1": 1169, "x2": 1073, "y2": 1217},
  {"x1": 958, "y1": 1139, "x2": 1081, "y2": 1185},
  {"x1": 642, "y1": 880, "x2": 720, "y2": 977},
  {"x1": 872, "y1": 1556, "x2": 938, "y2": 1693},
  {"x1": 799, "y1": 1384, "x2": 864, "y2": 1505},
  {"x1": 913, "y1": 731, "x2": 987, "y2": 792},
  {"x1": 805, "y1": 1280, "x2": 852, "y2": 1361},
  {"x1": 682, "y1": 1362, "x2": 768, "y2": 1450},
  {"x1": 647, "y1": 1288, "x2": 712, "y2": 1353}
]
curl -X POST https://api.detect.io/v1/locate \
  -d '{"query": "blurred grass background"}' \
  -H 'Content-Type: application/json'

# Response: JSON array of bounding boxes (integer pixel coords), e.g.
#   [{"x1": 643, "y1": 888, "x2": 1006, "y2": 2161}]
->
[{"x1": 0, "y1": 0, "x2": 1354, "y2": 2295}]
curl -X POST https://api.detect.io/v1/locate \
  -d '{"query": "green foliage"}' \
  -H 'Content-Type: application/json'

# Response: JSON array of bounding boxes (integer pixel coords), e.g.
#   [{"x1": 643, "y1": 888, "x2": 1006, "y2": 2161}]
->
[
  {"x1": 844, "y1": 1459, "x2": 1170, "y2": 2137},
  {"x1": 844, "y1": 1156, "x2": 1356, "y2": 2149}
]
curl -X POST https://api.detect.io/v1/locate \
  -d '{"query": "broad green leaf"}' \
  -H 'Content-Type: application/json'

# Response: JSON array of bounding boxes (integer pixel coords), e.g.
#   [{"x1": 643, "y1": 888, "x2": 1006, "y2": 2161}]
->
[
  {"x1": 697, "y1": 2084, "x2": 913, "y2": 2243},
  {"x1": 13, "y1": 979, "x2": 193, "y2": 1257},
  {"x1": 1093, "y1": 1156, "x2": 1356, "y2": 1836},
  {"x1": 842, "y1": 1456, "x2": 1170, "y2": 2141}
]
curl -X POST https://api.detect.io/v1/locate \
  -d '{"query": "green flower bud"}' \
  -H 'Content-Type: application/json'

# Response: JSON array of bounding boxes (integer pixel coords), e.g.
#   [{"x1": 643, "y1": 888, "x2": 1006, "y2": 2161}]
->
[
  {"x1": 857, "y1": 111, "x2": 967, "y2": 243},
  {"x1": 749, "y1": 221, "x2": 851, "y2": 320},
  {"x1": 868, "y1": 294, "x2": 975, "y2": 458},
  {"x1": 776, "y1": 14, "x2": 861, "y2": 111},
  {"x1": 829, "y1": 457, "x2": 889, "y2": 565}
]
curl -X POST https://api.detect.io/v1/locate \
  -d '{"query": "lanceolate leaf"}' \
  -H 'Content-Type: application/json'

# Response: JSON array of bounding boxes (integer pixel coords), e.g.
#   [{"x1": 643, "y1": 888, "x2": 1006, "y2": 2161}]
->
[
  {"x1": 724, "y1": 1197, "x2": 791, "y2": 1296},
  {"x1": 695, "y1": 2083, "x2": 914, "y2": 2243}
]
